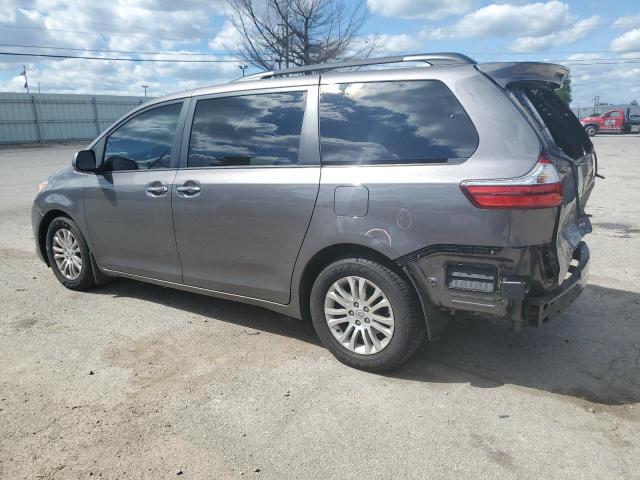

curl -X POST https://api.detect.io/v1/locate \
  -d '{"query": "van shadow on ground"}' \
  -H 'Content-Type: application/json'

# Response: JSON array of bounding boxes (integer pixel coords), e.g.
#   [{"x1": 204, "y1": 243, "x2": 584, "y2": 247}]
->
[{"x1": 92, "y1": 281, "x2": 640, "y2": 406}]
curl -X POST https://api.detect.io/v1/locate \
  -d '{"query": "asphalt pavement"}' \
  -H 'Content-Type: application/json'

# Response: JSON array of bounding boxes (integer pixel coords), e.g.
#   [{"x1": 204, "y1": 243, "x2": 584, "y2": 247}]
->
[{"x1": 1, "y1": 137, "x2": 638, "y2": 479}]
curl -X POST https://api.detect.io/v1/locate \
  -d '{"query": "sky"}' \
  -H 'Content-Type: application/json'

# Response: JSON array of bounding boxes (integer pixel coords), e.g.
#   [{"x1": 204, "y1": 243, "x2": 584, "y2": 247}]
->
[{"x1": 0, "y1": 0, "x2": 638, "y2": 106}]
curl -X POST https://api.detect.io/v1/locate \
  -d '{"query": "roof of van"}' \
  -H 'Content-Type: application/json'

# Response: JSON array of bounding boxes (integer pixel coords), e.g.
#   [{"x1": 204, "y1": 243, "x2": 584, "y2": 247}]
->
[{"x1": 145, "y1": 53, "x2": 569, "y2": 106}]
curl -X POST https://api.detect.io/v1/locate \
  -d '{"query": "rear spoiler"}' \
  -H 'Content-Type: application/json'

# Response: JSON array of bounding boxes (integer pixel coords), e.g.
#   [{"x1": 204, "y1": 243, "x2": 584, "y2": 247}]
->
[{"x1": 476, "y1": 62, "x2": 569, "y2": 89}]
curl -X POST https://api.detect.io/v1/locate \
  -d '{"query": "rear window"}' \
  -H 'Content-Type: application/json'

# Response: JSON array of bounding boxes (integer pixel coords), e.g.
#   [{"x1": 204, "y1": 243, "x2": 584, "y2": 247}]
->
[
  {"x1": 319, "y1": 80, "x2": 478, "y2": 165},
  {"x1": 517, "y1": 87, "x2": 592, "y2": 160}
]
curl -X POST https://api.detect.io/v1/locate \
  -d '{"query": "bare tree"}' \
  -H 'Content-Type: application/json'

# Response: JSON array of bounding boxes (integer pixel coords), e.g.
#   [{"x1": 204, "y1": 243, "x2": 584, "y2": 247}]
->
[{"x1": 227, "y1": 0, "x2": 376, "y2": 70}]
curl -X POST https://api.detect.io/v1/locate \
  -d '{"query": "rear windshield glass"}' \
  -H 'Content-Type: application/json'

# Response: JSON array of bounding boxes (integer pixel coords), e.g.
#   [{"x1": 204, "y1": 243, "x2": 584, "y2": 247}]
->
[
  {"x1": 517, "y1": 87, "x2": 592, "y2": 160},
  {"x1": 319, "y1": 80, "x2": 479, "y2": 165}
]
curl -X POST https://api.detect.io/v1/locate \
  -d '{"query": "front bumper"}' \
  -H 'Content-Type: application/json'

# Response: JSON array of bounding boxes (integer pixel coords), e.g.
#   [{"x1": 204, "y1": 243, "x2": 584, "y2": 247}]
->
[
  {"x1": 31, "y1": 201, "x2": 47, "y2": 263},
  {"x1": 524, "y1": 241, "x2": 589, "y2": 327}
]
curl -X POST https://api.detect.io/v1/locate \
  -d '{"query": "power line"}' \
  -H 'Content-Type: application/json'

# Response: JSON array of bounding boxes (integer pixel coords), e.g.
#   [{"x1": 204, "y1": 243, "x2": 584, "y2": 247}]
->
[
  {"x1": 24, "y1": 11, "x2": 209, "y2": 37},
  {"x1": 3, "y1": 42, "x2": 639, "y2": 58},
  {"x1": 0, "y1": 52, "x2": 243, "y2": 62},
  {"x1": 3, "y1": 51, "x2": 640, "y2": 66},
  {"x1": 564, "y1": 60, "x2": 640, "y2": 65},
  {"x1": 2, "y1": 48, "x2": 640, "y2": 67},
  {"x1": 552, "y1": 57, "x2": 640, "y2": 61},
  {"x1": 467, "y1": 49, "x2": 640, "y2": 55},
  {"x1": 0, "y1": 43, "x2": 237, "y2": 57},
  {"x1": 0, "y1": 23, "x2": 191, "y2": 42},
  {"x1": 530, "y1": 57, "x2": 640, "y2": 62}
]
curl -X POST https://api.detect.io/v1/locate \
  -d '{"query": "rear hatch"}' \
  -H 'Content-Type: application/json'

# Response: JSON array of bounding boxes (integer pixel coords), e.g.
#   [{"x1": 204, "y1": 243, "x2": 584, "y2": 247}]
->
[{"x1": 478, "y1": 63, "x2": 596, "y2": 285}]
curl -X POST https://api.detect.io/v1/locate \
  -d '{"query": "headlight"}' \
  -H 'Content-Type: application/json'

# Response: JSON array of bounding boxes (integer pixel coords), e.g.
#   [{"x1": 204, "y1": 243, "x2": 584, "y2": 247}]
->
[{"x1": 37, "y1": 181, "x2": 48, "y2": 193}]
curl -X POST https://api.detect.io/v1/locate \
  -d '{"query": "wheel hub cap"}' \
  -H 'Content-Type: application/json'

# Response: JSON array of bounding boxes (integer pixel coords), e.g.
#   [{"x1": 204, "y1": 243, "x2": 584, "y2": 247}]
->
[
  {"x1": 52, "y1": 228, "x2": 82, "y2": 280},
  {"x1": 324, "y1": 275, "x2": 395, "y2": 355}
]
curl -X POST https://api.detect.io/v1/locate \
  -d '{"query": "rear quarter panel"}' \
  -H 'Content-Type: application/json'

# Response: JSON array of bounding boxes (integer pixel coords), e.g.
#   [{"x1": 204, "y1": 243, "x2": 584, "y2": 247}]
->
[{"x1": 292, "y1": 65, "x2": 543, "y2": 294}]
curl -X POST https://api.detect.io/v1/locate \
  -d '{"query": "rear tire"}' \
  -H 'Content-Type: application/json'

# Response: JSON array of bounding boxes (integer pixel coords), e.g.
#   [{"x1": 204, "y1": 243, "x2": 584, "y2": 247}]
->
[
  {"x1": 310, "y1": 257, "x2": 425, "y2": 372},
  {"x1": 585, "y1": 125, "x2": 597, "y2": 137},
  {"x1": 45, "y1": 216, "x2": 96, "y2": 291}
]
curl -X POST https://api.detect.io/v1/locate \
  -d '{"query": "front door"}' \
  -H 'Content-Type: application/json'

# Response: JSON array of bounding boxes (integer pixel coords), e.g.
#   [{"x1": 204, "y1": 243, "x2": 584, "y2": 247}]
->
[
  {"x1": 602, "y1": 110, "x2": 624, "y2": 132},
  {"x1": 172, "y1": 88, "x2": 320, "y2": 304},
  {"x1": 84, "y1": 101, "x2": 186, "y2": 282}
]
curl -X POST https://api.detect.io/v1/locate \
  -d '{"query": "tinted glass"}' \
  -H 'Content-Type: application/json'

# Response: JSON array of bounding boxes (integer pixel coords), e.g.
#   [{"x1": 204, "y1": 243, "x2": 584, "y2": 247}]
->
[
  {"x1": 319, "y1": 81, "x2": 478, "y2": 165},
  {"x1": 103, "y1": 102, "x2": 182, "y2": 172},
  {"x1": 188, "y1": 91, "x2": 306, "y2": 167},
  {"x1": 521, "y1": 87, "x2": 592, "y2": 160},
  {"x1": 609, "y1": 111, "x2": 620, "y2": 117}
]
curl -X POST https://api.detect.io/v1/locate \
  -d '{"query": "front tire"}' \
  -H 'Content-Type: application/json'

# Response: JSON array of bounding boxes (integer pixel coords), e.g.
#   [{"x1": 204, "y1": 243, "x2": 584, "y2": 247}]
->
[
  {"x1": 585, "y1": 125, "x2": 597, "y2": 137},
  {"x1": 310, "y1": 257, "x2": 424, "y2": 372},
  {"x1": 45, "y1": 217, "x2": 96, "y2": 290}
]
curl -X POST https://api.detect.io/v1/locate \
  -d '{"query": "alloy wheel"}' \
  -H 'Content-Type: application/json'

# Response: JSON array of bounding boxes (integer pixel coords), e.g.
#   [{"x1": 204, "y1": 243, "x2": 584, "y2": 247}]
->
[
  {"x1": 324, "y1": 275, "x2": 395, "y2": 355},
  {"x1": 52, "y1": 228, "x2": 82, "y2": 280}
]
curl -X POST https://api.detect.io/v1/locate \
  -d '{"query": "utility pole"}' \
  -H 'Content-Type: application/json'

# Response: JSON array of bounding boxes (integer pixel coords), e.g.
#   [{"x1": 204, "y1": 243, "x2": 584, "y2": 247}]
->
[
  {"x1": 278, "y1": 10, "x2": 291, "y2": 69},
  {"x1": 239, "y1": 64, "x2": 248, "y2": 77},
  {"x1": 20, "y1": 65, "x2": 29, "y2": 94},
  {"x1": 593, "y1": 96, "x2": 600, "y2": 115},
  {"x1": 284, "y1": 9, "x2": 289, "y2": 68},
  {"x1": 141, "y1": 84, "x2": 148, "y2": 97}
]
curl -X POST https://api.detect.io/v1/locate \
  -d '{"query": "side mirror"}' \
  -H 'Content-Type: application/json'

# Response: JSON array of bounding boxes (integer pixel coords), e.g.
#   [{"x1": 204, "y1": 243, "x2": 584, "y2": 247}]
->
[{"x1": 74, "y1": 150, "x2": 96, "y2": 172}]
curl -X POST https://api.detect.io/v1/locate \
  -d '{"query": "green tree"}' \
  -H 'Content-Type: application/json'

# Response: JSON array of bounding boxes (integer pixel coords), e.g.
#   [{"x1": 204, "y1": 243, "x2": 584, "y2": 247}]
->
[{"x1": 555, "y1": 74, "x2": 572, "y2": 106}]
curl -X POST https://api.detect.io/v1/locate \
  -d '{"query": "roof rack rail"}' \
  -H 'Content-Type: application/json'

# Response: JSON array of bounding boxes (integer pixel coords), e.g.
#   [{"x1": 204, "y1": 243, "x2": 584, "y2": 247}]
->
[{"x1": 235, "y1": 52, "x2": 476, "y2": 82}]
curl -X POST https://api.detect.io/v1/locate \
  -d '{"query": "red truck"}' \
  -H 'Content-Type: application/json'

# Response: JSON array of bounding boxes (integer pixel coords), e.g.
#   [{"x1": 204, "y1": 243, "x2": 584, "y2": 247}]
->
[{"x1": 579, "y1": 107, "x2": 640, "y2": 136}]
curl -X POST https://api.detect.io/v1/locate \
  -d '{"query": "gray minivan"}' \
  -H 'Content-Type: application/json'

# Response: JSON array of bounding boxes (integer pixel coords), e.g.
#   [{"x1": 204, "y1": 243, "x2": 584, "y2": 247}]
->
[{"x1": 32, "y1": 53, "x2": 595, "y2": 371}]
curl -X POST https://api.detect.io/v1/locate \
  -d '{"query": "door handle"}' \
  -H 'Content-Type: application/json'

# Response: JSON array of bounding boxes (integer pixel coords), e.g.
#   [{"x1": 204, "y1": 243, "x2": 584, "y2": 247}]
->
[
  {"x1": 176, "y1": 185, "x2": 201, "y2": 194},
  {"x1": 145, "y1": 185, "x2": 168, "y2": 195},
  {"x1": 176, "y1": 182, "x2": 201, "y2": 196}
]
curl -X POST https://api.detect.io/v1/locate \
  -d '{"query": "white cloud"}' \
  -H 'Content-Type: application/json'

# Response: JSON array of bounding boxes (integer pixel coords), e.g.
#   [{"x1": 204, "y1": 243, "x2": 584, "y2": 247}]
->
[
  {"x1": 610, "y1": 28, "x2": 640, "y2": 52},
  {"x1": 421, "y1": 1, "x2": 599, "y2": 52},
  {"x1": 347, "y1": 33, "x2": 420, "y2": 57},
  {"x1": 613, "y1": 15, "x2": 640, "y2": 29},
  {"x1": 209, "y1": 20, "x2": 243, "y2": 51},
  {"x1": 368, "y1": 0, "x2": 475, "y2": 20},
  {"x1": 422, "y1": 1, "x2": 571, "y2": 39},
  {"x1": 565, "y1": 53, "x2": 606, "y2": 61},
  {"x1": 376, "y1": 34, "x2": 419, "y2": 52},
  {"x1": 359, "y1": 33, "x2": 419, "y2": 53},
  {"x1": 511, "y1": 15, "x2": 600, "y2": 52},
  {"x1": 566, "y1": 60, "x2": 640, "y2": 106},
  {"x1": 0, "y1": 55, "x2": 239, "y2": 96},
  {"x1": 0, "y1": 0, "x2": 241, "y2": 95}
]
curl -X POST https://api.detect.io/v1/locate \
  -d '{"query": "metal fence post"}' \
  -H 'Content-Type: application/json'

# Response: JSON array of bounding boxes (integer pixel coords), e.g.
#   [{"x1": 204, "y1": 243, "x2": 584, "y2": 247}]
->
[
  {"x1": 92, "y1": 96, "x2": 100, "y2": 136},
  {"x1": 30, "y1": 95, "x2": 42, "y2": 143}
]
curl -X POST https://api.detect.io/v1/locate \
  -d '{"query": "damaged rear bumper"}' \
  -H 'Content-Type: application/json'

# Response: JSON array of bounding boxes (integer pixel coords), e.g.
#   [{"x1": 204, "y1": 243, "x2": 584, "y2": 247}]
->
[
  {"x1": 398, "y1": 242, "x2": 589, "y2": 339},
  {"x1": 524, "y1": 241, "x2": 589, "y2": 327}
]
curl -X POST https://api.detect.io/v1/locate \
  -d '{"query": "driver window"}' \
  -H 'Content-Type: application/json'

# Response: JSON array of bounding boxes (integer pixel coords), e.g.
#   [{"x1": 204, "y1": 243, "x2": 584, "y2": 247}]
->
[{"x1": 103, "y1": 102, "x2": 182, "y2": 172}]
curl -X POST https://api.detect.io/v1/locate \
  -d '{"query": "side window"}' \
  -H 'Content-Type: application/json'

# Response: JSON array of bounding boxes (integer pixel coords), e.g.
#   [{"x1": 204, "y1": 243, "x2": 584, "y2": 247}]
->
[
  {"x1": 319, "y1": 80, "x2": 479, "y2": 165},
  {"x1": 188, "y1": 91, "x2": 306, "y2": 168},
  {"x1": 103, "y1": 102, "x2": 182, "y2": 172},
  {"x1": 609, "y1": 111, "x2": 620, "y2": 118}
]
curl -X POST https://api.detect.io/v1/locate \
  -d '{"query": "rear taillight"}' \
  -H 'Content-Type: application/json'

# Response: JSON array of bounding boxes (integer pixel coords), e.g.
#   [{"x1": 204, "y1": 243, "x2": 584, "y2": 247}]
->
[{"x1": 460, "y1": 156, "x2": 563, "y2": 209}]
